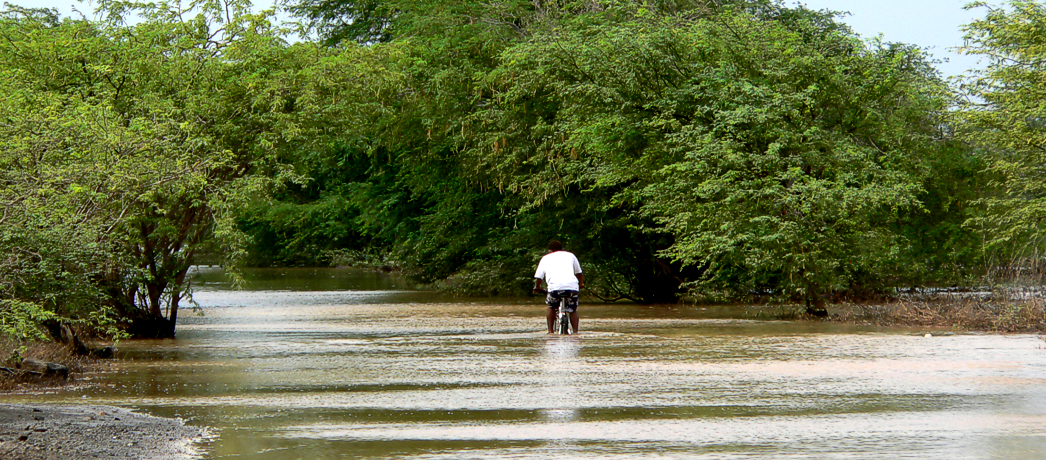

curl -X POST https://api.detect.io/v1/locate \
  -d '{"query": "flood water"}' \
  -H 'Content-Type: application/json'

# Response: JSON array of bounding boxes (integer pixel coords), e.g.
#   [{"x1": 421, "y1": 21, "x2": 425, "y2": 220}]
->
[{"x1": 6, "y1": 267, "x2": 1046, "y2": 459}]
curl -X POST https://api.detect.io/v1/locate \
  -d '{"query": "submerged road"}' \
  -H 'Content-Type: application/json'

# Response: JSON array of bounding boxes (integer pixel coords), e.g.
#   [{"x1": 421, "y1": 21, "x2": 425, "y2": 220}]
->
[{"x1": 3, "y1": 268, "x2": 1045, "y2": 459}]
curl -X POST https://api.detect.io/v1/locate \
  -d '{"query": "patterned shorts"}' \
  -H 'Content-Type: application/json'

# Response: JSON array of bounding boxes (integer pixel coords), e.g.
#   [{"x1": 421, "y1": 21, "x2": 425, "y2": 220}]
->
[{"x1": 545, "y1": 290, "x2": 579, "y2": 313}]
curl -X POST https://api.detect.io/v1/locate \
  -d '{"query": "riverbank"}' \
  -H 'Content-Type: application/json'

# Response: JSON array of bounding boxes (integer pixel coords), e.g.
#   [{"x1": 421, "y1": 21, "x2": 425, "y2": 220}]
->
[
  {"x1": 0, "y1": 404, "x2": 207, "y2": 459},
  {"x1": 0, "y1": 339, "x2": 104, "y2": 393},
  {"x1": 829, "y1": 296, "x2": 1046, "y2": 333}
]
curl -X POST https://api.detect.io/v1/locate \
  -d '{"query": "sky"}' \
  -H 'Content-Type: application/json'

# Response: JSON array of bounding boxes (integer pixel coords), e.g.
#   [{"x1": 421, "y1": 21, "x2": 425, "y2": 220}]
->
[
  {"x1": 9, "y1": 0, "x2": 986, "y2": 78},
  {"x1": 795, "y1": 0, "x2": 984, "y2": 78}
]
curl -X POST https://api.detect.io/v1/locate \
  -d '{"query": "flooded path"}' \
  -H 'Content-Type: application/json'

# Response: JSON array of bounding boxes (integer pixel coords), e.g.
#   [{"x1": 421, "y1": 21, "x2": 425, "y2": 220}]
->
[{"x1": 5, "y1": 268, "x2": 1046, "y2": 458}]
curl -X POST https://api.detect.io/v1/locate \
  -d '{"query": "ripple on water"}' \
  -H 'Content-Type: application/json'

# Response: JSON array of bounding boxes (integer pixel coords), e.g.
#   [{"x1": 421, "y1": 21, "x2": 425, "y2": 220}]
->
[{"x1": 7, "y1": 271, "x2": 1046, "y2": 459}]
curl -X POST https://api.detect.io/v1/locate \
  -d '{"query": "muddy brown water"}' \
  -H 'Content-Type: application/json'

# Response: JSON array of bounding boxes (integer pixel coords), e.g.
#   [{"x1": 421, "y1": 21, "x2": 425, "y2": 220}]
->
[{"x1": 4, "y1": 267, "x2": 1046, "y2": 459}]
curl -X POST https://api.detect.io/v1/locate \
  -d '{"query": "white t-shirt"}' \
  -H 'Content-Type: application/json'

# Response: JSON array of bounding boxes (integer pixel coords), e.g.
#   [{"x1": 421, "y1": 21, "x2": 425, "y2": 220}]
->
[{"x1": 534, "y1": 251, "x2": 583, "y2": 291}]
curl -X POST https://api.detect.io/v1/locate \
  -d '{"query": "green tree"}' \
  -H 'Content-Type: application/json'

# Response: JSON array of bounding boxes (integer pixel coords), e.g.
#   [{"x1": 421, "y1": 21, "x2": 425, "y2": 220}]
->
[
  {"x1": 0, "y1": 0, "x2": 321, "y2": 338},
  {"x1": 264, "y1": 0, "x2": 965, "y2": 307},
  {"x1": 473, "y1": 3, "x2": 951, "y2": 308},
  {"x1": 958, "y1": 1, "x2": 1046, "y2": 282},
  {"x1": 289, "y1": 0, "x2": 393, "y2": 44}
]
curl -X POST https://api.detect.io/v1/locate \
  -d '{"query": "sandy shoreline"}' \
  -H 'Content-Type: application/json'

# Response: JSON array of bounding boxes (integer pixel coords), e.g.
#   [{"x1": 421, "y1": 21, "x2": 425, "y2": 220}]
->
[{"x1": 0, "y1": 404, "x2": 207, "y2": 459}]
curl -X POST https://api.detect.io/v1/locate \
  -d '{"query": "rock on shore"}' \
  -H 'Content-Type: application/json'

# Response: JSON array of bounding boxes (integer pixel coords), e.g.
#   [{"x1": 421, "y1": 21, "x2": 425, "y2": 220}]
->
[{"x1": 0, "y1": 404, "x2": 207, "y2": 460}]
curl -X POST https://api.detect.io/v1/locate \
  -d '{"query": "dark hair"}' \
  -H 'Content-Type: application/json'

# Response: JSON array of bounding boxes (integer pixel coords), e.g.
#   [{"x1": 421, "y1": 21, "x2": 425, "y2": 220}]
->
[{"x1": 548, "y1": 240, "x2": 563, "y2": 251}]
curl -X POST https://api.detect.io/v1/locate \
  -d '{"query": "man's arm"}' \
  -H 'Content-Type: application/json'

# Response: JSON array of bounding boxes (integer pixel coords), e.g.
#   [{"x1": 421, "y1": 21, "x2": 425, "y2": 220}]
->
[
  {"x1": 576, "y1": 273, "x2": 584, "y2": 290},
  {"x1": 534, "y1": 277, "x2": 545, "y2": 292}
]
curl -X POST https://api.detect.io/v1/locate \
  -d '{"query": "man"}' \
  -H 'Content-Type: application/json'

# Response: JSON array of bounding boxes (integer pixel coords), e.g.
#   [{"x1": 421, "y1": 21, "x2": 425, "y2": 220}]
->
[{"x1": 533, "y1": 240, "x2": 584, "y2": 334}]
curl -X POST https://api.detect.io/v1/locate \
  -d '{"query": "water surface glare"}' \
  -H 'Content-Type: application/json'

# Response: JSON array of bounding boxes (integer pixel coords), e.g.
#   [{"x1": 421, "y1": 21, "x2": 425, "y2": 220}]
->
[{"x1": 5, "y1": 268, "x2": 1046, "y2": 459}]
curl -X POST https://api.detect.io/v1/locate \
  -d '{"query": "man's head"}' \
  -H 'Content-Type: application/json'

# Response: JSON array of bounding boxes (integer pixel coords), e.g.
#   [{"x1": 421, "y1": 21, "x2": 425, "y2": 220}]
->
[{"x1": 548, "y1": 240, "x2": 563, "y2": 252}]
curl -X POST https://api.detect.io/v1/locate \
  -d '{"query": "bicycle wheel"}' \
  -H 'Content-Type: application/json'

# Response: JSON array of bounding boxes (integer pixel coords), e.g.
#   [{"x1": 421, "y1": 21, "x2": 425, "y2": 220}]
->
[{"x1": 558, "y1": 299, "x2": 571, "y2": 335}]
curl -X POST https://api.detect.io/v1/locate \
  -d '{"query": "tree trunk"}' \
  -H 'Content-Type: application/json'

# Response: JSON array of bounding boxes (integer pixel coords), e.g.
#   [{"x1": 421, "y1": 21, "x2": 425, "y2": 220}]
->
[
  {"x1": 127, "y1": 316, "x2": 176, "y2": 338},
  {"x1": 167, "y1": 265, "x2": 191, "y2": 335},
  {"x1": 805, "y1": 288, "x2": 828, "y2": 317}
]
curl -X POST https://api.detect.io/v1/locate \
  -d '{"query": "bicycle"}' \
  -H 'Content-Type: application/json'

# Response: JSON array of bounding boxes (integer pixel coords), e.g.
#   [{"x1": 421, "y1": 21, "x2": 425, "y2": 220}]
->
[
  {"x1": 535, "y1": 288, "x2": 573, "y2": 335},
  {"x1": 554, "y1": 296, "x2": 573, "y2": 335}
]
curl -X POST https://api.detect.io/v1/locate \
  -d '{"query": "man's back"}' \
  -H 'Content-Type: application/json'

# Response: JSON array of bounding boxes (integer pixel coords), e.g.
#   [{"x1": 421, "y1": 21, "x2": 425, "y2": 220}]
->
[{"x1": 534, "y1": 250, "x2": 582, "y2": 291}]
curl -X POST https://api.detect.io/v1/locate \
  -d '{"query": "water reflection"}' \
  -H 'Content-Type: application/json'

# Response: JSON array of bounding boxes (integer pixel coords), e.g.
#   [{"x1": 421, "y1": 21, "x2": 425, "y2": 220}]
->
[
  {"x1": 2, "y1": 268, "x2": 1046, "y2": 459},
  {"x1": 539, "y1": 337, "x2": 581, "y2": 424},
  {"x1": 538, "y1": 336, "x2": 582, "y2": 455},
  {"x1": 542, "y1": 336, "x2": 580, "y2": 360},
  {"x1": 189, "y1": 266, "x2": 415, "y2": 292}
]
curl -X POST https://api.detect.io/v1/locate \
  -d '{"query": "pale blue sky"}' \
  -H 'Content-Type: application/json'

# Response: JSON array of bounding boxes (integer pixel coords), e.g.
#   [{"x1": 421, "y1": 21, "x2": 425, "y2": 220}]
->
[
  {"x1": 10, "y1": 0, "x2": 986, "y2": 77},
  {"x1": 796, "y1": 1, "x2": 983, "y2": 78}
]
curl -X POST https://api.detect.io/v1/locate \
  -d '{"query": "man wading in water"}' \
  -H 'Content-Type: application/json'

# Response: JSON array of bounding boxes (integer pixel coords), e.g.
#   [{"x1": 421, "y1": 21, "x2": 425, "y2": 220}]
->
[{"x1": 533, "y1": 240, "x2": 584, "y2": 334}]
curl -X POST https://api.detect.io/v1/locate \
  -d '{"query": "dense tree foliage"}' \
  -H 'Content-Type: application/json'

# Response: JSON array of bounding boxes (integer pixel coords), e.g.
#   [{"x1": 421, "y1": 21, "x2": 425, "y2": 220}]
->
[
  {"x1": 6, "y1": 0, "x2": 1045, "y2": 342},
  {"x1": 958, "y1": 1, "x2": 1046, "y2": 281},
  {"x1": 0, "y1": 0, "x2": 316, "y2": 338},
  {"x1": 255, "y1": 0, "x2": 976, "y2": 309},
  {"x1": 471, "y1": 4, "x2": 954, "y2": 308}
]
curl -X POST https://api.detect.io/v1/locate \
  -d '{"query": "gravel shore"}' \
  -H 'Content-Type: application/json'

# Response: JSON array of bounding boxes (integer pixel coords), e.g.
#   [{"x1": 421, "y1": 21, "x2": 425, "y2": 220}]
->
[{"x1": 0, "y1": 404, "x2": 207, "y2": 459}]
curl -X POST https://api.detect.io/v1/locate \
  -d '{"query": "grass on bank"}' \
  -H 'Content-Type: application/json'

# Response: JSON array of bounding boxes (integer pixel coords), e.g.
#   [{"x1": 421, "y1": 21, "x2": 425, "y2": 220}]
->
[
  {"x1": 830, "y1": 293, "x2": 1046, "y2": 333},
  {"x1": 0, "y1": 339, "x2": 100, "y2": 392}
]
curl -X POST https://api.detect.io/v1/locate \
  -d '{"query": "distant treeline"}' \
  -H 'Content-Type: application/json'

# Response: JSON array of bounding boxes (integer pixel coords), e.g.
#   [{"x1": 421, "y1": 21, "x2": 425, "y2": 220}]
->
[{"x1": 1, "y1": 0, "x2": 1044, "y2": 339}]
